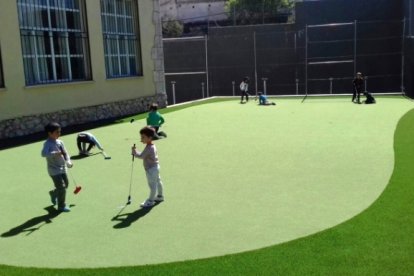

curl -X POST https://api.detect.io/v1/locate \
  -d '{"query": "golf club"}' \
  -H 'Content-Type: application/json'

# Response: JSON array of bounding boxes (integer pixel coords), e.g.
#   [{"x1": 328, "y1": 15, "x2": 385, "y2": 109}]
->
[
  {"x1": 69, "y1": 169, "x2": 82, "y2": 194},
  {"x1": 126, "y1": 144, "x2": 135, "y2": 205},
  {"x1": 101, "y1": 151, "x2": 111, "y2": 160}
]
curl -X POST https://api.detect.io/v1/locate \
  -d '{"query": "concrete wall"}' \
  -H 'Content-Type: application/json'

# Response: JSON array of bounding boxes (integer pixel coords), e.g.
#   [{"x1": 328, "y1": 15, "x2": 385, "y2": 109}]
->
[{"x1": 0, "y1": 0, "x2": 166, "y2": 139}]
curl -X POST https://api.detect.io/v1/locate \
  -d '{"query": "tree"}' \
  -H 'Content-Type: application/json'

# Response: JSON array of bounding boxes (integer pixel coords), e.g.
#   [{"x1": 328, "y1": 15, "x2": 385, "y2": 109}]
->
[
  {"x1": 225, "y1": 0, "x2": 295, "y2": 25},
  {"x1": 162, "y1": 19, "x2": 184, "y2": 38}
]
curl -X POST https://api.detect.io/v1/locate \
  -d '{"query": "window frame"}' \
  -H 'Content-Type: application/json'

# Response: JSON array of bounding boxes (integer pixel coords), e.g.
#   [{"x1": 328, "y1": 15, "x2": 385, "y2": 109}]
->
[
  {"x1": 100, "y1": 0, "x2": 143, "y2": 79},
  {"x1": 17, "y1": 0, "x2": 92, "y2": 86},
  {"x1": 0, "y1": 47, "x2": 4, "y2": 88}
]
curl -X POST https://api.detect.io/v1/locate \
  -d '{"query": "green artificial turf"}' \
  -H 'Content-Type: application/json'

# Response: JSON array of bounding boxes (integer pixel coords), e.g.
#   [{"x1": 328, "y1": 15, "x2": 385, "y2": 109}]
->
[{"x1": 1, "y1": 96, "x2": 414, "y2": 275}]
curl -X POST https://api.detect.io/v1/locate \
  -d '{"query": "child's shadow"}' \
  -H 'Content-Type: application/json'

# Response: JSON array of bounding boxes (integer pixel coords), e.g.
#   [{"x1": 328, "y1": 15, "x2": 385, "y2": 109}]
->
[
  {"x1": 1, "y1": 205, "x2": 62, "y2": 237},
  {"x1": 111, "y1": 203, "x2": 159, "y2": 229},
  {"x1": 71, "y1": 153, "x2": 100, "y2": 160}
]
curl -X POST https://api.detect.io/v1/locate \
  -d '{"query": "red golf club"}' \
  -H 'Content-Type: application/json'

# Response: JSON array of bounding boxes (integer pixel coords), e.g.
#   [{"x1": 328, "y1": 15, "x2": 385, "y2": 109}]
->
[{"x1": 69, "y1": 169, "x2": 82, "y2": 194}]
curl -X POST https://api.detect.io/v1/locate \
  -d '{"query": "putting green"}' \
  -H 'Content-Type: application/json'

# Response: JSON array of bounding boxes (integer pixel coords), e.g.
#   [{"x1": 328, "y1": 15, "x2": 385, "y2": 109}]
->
[{"x1": 0, "y1": 97, "x2": 412, "y2": 268}]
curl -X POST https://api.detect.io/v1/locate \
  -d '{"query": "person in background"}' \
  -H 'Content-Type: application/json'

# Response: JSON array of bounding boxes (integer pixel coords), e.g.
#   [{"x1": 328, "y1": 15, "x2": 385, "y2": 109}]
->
[
  {"x1": 132, "y1": 127, "x2": 164, "y2": 208},
  {"x1": 240, "y1": 77, "x2": 250, "y2": 103},
  {"x1": 352, "y1": 72, "x2": 364, "y2": 104},
  {"x1": 77, "y1": 132, "x2": 104, "y2": 155},
  {"x1": 147, "y1": 103, "x2": 167, "y2": 139},
  {"x1": 257, "y1": 92, "x2": 276, "y2": 106}
]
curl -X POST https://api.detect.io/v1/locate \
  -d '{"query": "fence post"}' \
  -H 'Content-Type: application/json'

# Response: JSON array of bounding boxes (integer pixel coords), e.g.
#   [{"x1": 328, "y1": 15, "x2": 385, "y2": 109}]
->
[
  {"x1": 295, "y1": 79, "x2": 299, "y2": 95},
  {"x1": 171, "y1": 81, "x2": 176, "y2": 105},
  {"x1": 354, "y1": 20, "x2": 357, "y2": 76},
  {"x1": 329, "y1": 77, "x2": 333, "y2": 94},
  {"x1": 401, "y1": 17, "x2": 406, "y2": 94},
  {"x1": 232, "y1": 81, "x2": 235, "y2": 96},
  {"x1": 262, "y1": 78, "x2": 268, "y2": 95},
  {"x1": 201, "y1": 82, "x2": 205, "y2": 98},
  {"x1": 364, "y1": 77, "x2": 368, "y2": 93}
]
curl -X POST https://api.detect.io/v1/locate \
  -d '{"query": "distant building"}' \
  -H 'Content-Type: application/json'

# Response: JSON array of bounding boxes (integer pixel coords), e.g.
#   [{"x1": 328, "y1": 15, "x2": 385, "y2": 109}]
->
[
  {"x1": 0, "y1": 0, "x2": 166, "y2": 139},
  {"x1": 160, "y1": 0, "x2": 227, "y2": 23}
]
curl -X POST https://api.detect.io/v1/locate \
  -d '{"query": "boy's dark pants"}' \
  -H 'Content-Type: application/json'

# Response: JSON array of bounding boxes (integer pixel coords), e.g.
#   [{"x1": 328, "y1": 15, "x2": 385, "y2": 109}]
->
[
  {"x1": 149, "y1": 125, "x2": 167, "y2": 140},
  {"x1": 352, "y1": 87, "x2": 362, "y2": 103},
  {"x1": 241, "y1": 91, "x2": 249, "y2": 102},
  {"x1": 77, "y1": 135, "x2": 94, "y2": 152},
  {"x1": 51, "y1": 174, "x2": 69, "y2": 209}
]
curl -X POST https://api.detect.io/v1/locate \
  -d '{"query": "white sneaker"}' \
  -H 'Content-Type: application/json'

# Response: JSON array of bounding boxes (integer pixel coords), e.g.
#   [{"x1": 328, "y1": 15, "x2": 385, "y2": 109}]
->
[
  {"x1": 154, "y1": 195, "x2": 164, "y2": 202},
  {"x1": 140, "y1": 200, "x2": 155, "y2": 208}
]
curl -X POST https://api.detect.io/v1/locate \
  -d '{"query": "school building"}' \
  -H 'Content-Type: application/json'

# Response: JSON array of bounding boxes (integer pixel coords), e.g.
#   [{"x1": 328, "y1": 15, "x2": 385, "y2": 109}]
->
[{"x1": 0, "y1": 0, "x2": 166, "y2": 140}]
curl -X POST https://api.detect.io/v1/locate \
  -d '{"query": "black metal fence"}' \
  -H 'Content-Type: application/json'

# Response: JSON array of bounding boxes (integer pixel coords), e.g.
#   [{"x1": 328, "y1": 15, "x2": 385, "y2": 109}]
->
[{"x1": 163, "y1": 0, "x2": 411, "y2": 104}]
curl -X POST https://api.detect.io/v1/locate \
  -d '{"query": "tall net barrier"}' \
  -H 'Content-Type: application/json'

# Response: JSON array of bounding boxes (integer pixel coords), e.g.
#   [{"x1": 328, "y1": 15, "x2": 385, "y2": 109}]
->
[
  {"x1": 406, "y1": 0, "x2": 414, "y2": 37},
  {"x1": 306, "y1": 22, "x2": 355, "y2": 94},
  {"x1": 206, "y1": 28, "x2": 256, "y2": 97},
  {"x1": 163, "y1": 19, "x2": 406, "y2": 104},
  {"x1": 163, "y1": 36, "x2": 207, "y2": 104},
  {"x1": 200, "y1": 24, "x2": 306, "y2": 97},
  {"x1": 306, "y1": 20, "x2": 405, "y2": 95},
  {"x1": 255, "y1": 28, "x2": 305, "y2": 95},
  {"x1": 356, "y1": 20, "x2": 404, "y2": 93}
]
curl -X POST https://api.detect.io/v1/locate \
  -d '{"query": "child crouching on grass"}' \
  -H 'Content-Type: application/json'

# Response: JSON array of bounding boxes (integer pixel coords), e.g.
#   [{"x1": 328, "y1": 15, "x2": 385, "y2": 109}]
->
[
  {"x1": 132, "y1": 126, "x2": 164, "y2": 208},
  {"x1": 41, "y1": 122, "x2": 73, "y2": 212}
]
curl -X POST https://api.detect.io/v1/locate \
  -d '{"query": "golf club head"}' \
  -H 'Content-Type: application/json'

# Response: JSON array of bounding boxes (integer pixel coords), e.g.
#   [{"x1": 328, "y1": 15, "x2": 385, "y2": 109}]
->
[
  {"x1": 101, "y1": 151, "x2": 111, "y2": 160},
  {"x1": 73, "y1": 186, "x2": 82, "y2": 194},
  {"x1": 130, "y1": 119, "x2": 134, "y2": 123},
  {"x1": 126, "y1": 195, "x2": 131, "y2": 205}
]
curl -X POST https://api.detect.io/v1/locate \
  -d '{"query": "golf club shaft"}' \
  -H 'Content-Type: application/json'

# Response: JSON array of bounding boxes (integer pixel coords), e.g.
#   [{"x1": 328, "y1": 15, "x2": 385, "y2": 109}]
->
[
  {"x1": 129, "y1": 157, "x2": 134, "y2": 196},
  {"x1": 127, "y1": 144, "x2": 136, "y2": 203},
  {"x1": 68, "y1": 169, "x2": 77, "y2": 186}
]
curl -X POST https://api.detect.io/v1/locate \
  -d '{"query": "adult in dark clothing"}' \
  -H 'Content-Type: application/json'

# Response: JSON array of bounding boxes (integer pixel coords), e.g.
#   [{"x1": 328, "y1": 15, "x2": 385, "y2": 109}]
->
[
  {"x1": 240, "y1": 77, "x2": 250, "y2": 103},
  {"x1": 352, "y1": 72, "x2": 364, "y2": 104}
]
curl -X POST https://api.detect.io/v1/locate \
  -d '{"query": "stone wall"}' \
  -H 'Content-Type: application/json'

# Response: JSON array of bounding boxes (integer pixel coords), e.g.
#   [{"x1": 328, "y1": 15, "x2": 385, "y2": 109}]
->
[{"x1": 0, "y1": 93, "x2": 167, "y2": 140}]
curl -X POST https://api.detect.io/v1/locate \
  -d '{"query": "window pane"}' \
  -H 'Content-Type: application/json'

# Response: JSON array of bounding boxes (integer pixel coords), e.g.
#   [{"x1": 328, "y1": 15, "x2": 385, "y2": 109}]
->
[
  {"x1": 17, "y1": 0, "x2": 91, "y2": 85},
  {"x1": 100, "y1": 0, "x2": 142, "y2": 78},
  {"x1": 0, "y1": 48, "x2": 4, "y2": 88}
]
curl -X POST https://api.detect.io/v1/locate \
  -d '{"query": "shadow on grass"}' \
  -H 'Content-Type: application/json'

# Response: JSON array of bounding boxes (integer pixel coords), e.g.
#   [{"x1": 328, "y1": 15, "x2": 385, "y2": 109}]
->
[
  {"x1": 111, "y1": 203, "x2": 160, "y2": 229},
  {"x1": 70, "y1": 152, "x2": 100, "y2": 160},
  {"x1": 1, "y1": 205, "x2": 61, "y2": 237}
]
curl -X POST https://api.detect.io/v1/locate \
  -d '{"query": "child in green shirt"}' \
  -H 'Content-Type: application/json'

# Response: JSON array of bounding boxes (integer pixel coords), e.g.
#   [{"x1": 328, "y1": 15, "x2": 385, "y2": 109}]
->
[{"x1": 146, "y1": 103, "x2": 167, "y2": 139}]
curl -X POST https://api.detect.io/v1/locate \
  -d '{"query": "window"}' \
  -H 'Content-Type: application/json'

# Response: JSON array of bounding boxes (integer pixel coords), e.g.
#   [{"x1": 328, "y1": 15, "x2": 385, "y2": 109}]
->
[
  {"x1": 17, "y1": 0, "x2": 91, "y2": 85},
  {"x1": 100, "y1": 0, "x2": 142, "y2": 78},
  {"x1": 0, "y1": 47, "x2": 4, "y2": 88}
]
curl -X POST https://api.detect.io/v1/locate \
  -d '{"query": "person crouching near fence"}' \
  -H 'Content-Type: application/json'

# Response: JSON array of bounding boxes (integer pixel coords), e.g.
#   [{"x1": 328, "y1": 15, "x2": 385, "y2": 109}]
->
[{"x1": 257, "y1": 92, "x2": 276, "y2": 106}]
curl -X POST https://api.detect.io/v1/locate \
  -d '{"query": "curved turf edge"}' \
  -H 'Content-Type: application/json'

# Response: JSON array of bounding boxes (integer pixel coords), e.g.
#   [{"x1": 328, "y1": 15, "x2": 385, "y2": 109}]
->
[{"x1": 1, "y1": 106, "x2": 414, "y2": 275}]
